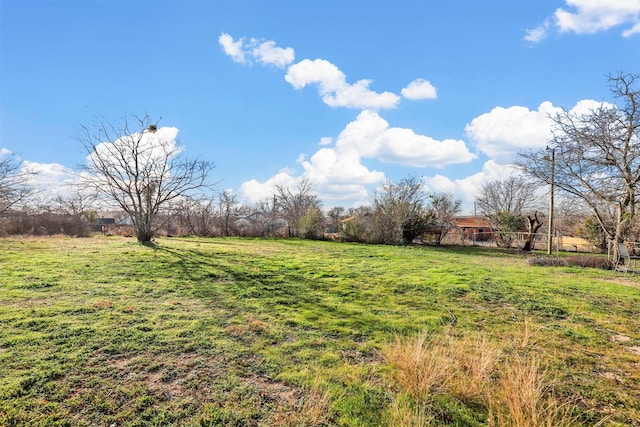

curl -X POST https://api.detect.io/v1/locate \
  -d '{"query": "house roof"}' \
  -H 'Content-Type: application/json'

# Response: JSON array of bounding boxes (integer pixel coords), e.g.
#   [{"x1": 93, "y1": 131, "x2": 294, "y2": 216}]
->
[
  {"x1": 95, "y1": 218, "x2": 116, "y2": 225},
  {"x1": 450, "y1": 216, "x2": 491, "y2": 228}
]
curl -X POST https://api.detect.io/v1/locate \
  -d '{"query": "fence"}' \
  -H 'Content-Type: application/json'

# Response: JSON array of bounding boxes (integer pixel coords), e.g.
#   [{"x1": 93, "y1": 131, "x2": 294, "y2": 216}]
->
[{"x1": 442, "y1": 231, "x2": 601, "y2": 254}]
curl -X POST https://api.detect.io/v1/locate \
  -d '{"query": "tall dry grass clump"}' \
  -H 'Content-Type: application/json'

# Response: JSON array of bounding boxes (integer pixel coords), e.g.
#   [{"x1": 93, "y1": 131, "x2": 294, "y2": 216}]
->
[
  {"x1": 488, "y1": 354, "x2": 576, "y2": 427},
  {"x1": 382, "y1": 331, "x2": 499, "y2": 403},
  {"x1": 448, "y1": 333, "x2": 500, "y2": 401},
  {"x1": 381, "y1": 333, "x2": 453, "y2": 401},
  {"x1": 382, "y1": 326, "x2": 581, "y2": 427}
]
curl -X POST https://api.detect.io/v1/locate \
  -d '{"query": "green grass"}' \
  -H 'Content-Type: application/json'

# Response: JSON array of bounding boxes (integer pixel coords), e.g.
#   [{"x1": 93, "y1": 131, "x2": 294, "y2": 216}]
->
[{"x1": 0, "y1": 236, "x2": 639, "y2": 426}]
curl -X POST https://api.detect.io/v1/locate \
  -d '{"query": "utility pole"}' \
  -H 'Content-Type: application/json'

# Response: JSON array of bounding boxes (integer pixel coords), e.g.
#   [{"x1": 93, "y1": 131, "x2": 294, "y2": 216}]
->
[{"x1": 547, "y1": 148, "x2": 555, "y2": 255}]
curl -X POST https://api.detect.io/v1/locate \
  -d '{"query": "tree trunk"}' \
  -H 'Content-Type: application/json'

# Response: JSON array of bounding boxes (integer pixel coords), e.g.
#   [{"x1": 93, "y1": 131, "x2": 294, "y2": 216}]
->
[{"x1": 522, "y1": 212, "x2": 543, "y2": 251}]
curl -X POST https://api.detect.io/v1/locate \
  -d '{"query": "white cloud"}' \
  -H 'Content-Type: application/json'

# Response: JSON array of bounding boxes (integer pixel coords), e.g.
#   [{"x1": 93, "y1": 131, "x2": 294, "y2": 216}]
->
[
  {"x1": 240, "y1": 110, "x2": 477, "y2": 207},
  {"x1": 239, "y1": 171, "x2": 297, "y2": 203},
  {"x1": 527, "y1": 0, "x2": 640, "y2": 41},
  {"x1": 622, "y1": 21, "x2": 640, "y2": 36},
  {"x1": 218, "y1": 33, "x2": 246, "y2": 64},
  {"x1": 91, "y1": 126, "x2": 181, "y2": 169},
  {"x1": 423, "y1": 160, "x2": 521, "y2": 213},
  {"x1": 319, "y1": 137, "x2": 333, "y2": 146},
  {"x1": 401, "y1": 79, "x2": 438, "y2": 100},
  {"x1": 465, "y1": 98, "x2": 615, "y2": 163},
  {"x1": 221, "y1": 33, "x2": 444, "y2": 110},
  {"x1": 285, "y1": 59, "x2": 401, "y2": 110},
  {"x1": 251, "y1": 40, "x2": 295, "y2": 68},
  {"x1": 218, "y1": 33, "x2": 295, "y2": 68},
  {"x1": 525, "y1": 19, "x2": 552, "y2": 43},
  {"x1": 23, "y1": 161, "x2": 81, "y2": 200},
  {"x1": 569, "y1": 98, "x2": 614, "y2": 116},
  {"x1": 465, "y1": 102, "x2": 559, "y2": 160},
  {"x1": 555, "y1": 0, "x2": 640, "y2": 34},
  {"x1": 240, "y1": 164, "x2": 380, "y2": 208},
  {"x1": 300, "y1": 147, "x2": 385, "y2": 185},
  {"x1": 338, "y1": 110, "x2": 476, "y2": 167}
]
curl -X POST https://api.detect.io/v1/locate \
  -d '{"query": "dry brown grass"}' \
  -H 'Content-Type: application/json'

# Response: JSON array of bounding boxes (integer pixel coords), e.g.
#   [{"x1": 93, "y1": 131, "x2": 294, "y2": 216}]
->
[
  {"x1": 382, "y1": 331, "x2": 499, "y2": 403},
  {"x1": 92, "y1": 299, "x2": 114, "y2": 309},
  {"x1": 270, "y1": 377, "x2": 332, "y2": 427},
  {"x1": 384, "y1": 394, "x2": 434, "y2": 427},
  {"x1": 225, "y1": 314, "x2": 270, "y2": 337},
  {"x1": 383, "y1": 329, "x2": 580, "y2": 427},
  {"x1": 381, "y1": 333, "x2": 452, "y2": 401},
  {"x1": 488, "y1": 354, "x2": 576, "y2": 427}
]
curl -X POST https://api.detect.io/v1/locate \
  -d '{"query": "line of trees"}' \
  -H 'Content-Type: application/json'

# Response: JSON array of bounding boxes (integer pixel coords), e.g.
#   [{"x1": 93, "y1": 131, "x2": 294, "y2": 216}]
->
[
  {"x1": 516, "y1": 72, "x2": 640, "y2": 256},
  {"x1": 1, "y1": 73, "x2": 637, "y2": 253}
]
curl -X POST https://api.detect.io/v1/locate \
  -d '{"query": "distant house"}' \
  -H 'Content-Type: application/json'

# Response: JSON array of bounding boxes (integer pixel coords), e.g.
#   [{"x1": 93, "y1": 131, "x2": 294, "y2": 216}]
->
[
  {"x1": 91, "y1": 217, "x2": 116, "y2": 233},
  {"x1": 450, "y1": 216, "x2": 493, "y2": 242}
]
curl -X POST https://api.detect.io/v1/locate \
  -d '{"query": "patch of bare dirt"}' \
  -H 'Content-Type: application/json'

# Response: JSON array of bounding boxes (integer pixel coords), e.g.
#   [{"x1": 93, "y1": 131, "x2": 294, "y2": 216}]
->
[
  {"x1": 600, "y1": 372, "x2": 623, "y2": 381},
  {"x1": 605, "y1": 277, "x2": 640, "y2": 288},
  {"x1": 627, "y1": 346, "x2": 640, "y2": 356},
  {"x1": 105, "y1": 352, "x2": 224, "y2": 400},
  {"x1": 243, "y1": 373, "x2": 299, "y2": 405},
  {"x1": 611, "y1": 334, "x2": 631, "y2": 343}
]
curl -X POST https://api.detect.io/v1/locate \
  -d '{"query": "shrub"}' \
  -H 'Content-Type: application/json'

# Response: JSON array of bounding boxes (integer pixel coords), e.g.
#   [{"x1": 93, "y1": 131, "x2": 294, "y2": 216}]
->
[
  {"x1": 565, "y1": 256, "x2": 613, "y2": 270},
  {"x1": 528, "y1": 255, "x2": 613, "y2": 270},
  {"x1": 527, "y1": 256, "x2": 568, "y2": 267}
]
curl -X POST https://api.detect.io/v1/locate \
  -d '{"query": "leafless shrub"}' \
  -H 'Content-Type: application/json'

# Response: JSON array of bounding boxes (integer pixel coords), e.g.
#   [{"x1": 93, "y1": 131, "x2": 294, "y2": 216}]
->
[
  {"x1": 565, "y1": 256, "x2": 612, "y2": 270},
  {"x1": 528, "y1": 255, "x2": 613, "y2": 270}
]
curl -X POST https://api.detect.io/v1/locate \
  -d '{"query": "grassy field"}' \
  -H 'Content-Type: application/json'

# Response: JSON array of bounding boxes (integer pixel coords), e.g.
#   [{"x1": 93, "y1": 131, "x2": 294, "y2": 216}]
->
[{"x1": 0, "y1": 236, "x2": 639, "y2": 426}]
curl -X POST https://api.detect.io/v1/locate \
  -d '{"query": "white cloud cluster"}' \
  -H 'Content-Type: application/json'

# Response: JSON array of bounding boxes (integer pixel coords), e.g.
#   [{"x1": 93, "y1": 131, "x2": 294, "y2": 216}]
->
[
  {"x1": 526, "y1": 0, "x2": 640, "y2": 42},
  {"x1": 336, "y1": 111, "x2": 475, "y2": 168},
  {"x1": 24, "y1": 161, "x2": 76, "y2": 186},
  {"x1": 221, "y1": 32, "x2": 459, "y2": 205},
  {"x1": 401, "y1": 79, "x2": 438, "y2": 100},
  {"x1": 465, "y1": 101, "x2": 558, "y2": 161},
  {"x1": 285, "y1": 59, "x2": 401, "y2": 109},
  {"x1": 23, "y1": 161, "x2": 80, "y2": 200},
  {"x1": 423, "y1": 160, "x2": 522, "y2": 211},
  {"x1": 465, "y1": 99, "x2": 611, "y2": 161},
  {"x1": 219, "y1": 33, "x2": 436, "y2": 110},
  {"x1": 220, "y1": 31, "x2": 614, "y2": 209},
  {"x1": 240, "y1": 110, "x2": 477, "y2": 205},
  {"x1": 91, "y1": 126, "x2": 181, "y2": 169},
  {"x1": 239, "y1": 170, "x2": 297, "y2": 203},
  {"x1": 218, "y1": 33, "x2": 295, "y2": 68}
]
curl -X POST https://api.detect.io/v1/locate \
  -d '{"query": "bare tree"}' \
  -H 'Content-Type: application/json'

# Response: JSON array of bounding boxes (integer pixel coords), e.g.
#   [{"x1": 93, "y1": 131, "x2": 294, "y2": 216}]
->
[
  {"x1": 326, "y1": 206, "x2": 345, "y2": 232},
  {"x1": 0, "y1": 152, "x2": 33, "y2": 213},
  {"x1": 244, "y1": 196, "x2": 282, "y2": 237},
  {"x1": 217, "y1": 190, "x2": 240, "y2": 237},
  {"x1": 77, "y1": 115, "x2": 216, "y2": 243},
  {"x1": 522, "y1": 211, "x2": 544, "y2": 251},
  {"x1": 52, "y1": 189, "x2": 99, "y2": 237},
  {"x1": 517, "y1": 73, "x2": 640, "y2": 255},
  {"x1": 475, "y1": 176, "x2": 538, "y2": 217},
  {"x1": 371, "y1": 176, "x2": 428, "y2": 244},
  {"x1": 428, "y1": 193, "x2": 461, "y2": 245},
  {"x1": 274, "y1": 178, "x2": 323, "y2": 238},
  {"x1": 475, "y1": 177, "x2": 539, "y2": 248},
  {"x1": 173, "y1": 197, "x2": 216, "y2": 237}
]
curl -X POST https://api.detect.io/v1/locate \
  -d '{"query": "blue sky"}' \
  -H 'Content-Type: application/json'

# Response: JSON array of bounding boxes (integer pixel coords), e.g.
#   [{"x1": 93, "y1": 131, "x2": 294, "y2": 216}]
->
[{"x1": 1, "y1": 0, "x2": 639, "y2": 213}]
